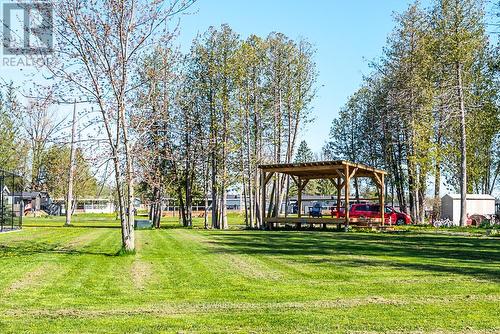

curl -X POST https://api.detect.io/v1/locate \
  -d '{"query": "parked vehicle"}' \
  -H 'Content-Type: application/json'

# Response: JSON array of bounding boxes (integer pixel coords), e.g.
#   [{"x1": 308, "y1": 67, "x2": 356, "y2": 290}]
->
[
  {"x1": 332, "y1": 203, "x2": 411, "y2": 225},
  {"x1": 330, "y1": 206, "x2": 344, "y2": 218},
  {"x1": 309, "y1": 202, "x2": 323, "y2": 218}
]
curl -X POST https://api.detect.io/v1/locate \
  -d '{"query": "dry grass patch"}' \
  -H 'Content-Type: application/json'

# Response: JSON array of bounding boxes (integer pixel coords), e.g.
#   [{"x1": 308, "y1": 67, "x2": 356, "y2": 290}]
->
[
  {"x1": 4, "y1": 294, "x2": 498, "y2": 318},
  {"x1": 131, "y1": 259, "x2": 152, "y2": 290},
  {"x1": 6, "y1": 263, "x2": 59, "y2": 292},
  {"x1": 65, "y1": 229, "x2": 108, "y2": 249}
]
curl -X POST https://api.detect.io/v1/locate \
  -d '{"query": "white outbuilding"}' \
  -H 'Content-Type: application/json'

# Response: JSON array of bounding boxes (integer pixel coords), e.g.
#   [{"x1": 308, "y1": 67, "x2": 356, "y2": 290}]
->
[{"x1": 441, "y1": 194, "x2": 496, "y2": 225}]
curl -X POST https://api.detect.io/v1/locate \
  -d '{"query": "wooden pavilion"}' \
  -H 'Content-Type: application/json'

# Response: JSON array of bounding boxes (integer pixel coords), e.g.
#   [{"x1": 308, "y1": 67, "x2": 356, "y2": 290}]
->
[{"x1": 259, "y1": 160, "x2": 387, "y2": 229}]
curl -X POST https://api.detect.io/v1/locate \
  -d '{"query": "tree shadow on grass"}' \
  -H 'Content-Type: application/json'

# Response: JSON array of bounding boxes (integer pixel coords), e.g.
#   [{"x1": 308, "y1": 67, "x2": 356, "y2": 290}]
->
[
  {"x1": 305, "y1": 257, "x2": 500, "y2": 282},
  {"x1": 0, "y1": 241, "x2": 119, "y2": 257},
  {"x1": 22, "y1": 224, "x2": 121, "y2": 229},
  {"x1": 205, "y1": 231, "x2": 500, "y2": 282},
  {"x1": 157, "y1": 225, "x2": 191, "y2": 230}
]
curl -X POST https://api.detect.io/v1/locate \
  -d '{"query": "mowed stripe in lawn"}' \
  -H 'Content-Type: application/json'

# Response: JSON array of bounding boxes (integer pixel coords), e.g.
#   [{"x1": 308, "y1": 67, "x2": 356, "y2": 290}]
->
[
  {"x1": 132, "y1": 229, "x2": 291, "y2": 304},
  {"x1": 172, "y1": 229, "x2": 284, "y2": 280},
  {"x1": 64, "y1": 228, "x2": 112, "y2": 249},
  {"x1": 0, "y1": 227, "x2": 130, "y2": 309},
  {"x1": 183, "y1": 230, "x2": 500, "y2": 300},
  {"x1": 53, "y1": 228, "x2": 132, "y2": 304},
  {"x1": 130, "y1": 230, "x2": 153, "y2": 290},
  {"x1": 5, "y1": 262, "x2": 59, "y2": 292},
  {"x1": 0, "y1": 228, "x2": 86, "y2": 295},
  {"x1": 136, "y1": 229, "x2": 226, "y2": 300}
]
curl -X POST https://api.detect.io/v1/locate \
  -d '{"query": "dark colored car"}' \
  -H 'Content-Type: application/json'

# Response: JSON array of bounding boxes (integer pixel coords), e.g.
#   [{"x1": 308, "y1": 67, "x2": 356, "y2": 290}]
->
[{"x1": 309, "y1": 203, "x2": 323, "y2": 218}]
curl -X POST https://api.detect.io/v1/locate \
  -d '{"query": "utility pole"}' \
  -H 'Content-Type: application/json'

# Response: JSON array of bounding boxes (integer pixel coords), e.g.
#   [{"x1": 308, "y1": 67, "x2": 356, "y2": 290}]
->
[{"x1": 65, "y1": 100, "x2": 78, "y2": 226}]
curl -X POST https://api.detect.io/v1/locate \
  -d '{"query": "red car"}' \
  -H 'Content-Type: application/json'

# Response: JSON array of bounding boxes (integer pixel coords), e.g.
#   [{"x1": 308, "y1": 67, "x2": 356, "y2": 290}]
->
[{"x1": 332, "y1": 203, "x2": 411, "y2": 225}]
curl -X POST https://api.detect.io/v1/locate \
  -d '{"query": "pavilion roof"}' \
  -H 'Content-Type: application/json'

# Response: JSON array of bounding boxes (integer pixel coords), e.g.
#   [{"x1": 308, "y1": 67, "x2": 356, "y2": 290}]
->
[{"x1": 258, "y1": 160, "x2": 386, "y2": 179}]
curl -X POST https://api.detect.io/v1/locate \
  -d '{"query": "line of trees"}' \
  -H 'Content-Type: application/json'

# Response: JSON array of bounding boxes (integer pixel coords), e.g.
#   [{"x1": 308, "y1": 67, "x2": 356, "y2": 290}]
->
[
  {"x1": 136, "y1": 25, "x2": 317, "y2": 231},
  {"x1": 3, "y1": 1, "x2": 317, "y2": 252},
  {"x1": 324, "y1": 0, "x2": 500, "y2": 225}
]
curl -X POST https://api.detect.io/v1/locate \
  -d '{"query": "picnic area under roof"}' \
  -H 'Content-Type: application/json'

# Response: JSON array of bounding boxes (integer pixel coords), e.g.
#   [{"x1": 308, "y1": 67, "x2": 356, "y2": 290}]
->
[{"x1": 258, "y1": 160, "x2": 388, "y2": 230}]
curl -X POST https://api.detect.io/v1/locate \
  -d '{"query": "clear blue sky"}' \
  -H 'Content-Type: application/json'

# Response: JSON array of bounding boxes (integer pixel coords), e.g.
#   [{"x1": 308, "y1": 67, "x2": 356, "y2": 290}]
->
[
  {"x1": 176, "y1": 0, "x2": 418, "y2": 151},
  {"x1": 2, "y1": 0, "x2": 418, "y2": 151}
]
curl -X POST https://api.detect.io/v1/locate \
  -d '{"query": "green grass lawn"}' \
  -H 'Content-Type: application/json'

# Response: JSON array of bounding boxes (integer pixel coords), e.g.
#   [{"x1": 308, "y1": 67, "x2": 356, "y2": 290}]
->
[
  {"x1": 0, "y1": 215, "x2": 498, "y2": 333},
  {"x1": 21, "y1": 212, "x2": 247, "y2": 229}
]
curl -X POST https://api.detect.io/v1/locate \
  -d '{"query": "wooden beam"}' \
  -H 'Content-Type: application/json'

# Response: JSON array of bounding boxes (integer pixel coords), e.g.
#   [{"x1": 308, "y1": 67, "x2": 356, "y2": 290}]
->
[
  {"x1": 344, "y1": 165, "x2": 350, "y2": 231},
  {"x1": 297, "y1": 177, "x2": 303, "y2": 229},
  {"x1": 380, "y1": 173, "x2": 385, "y2": 226},
  {"x1": 335, "y1": 169, "x2": 346, "y2": 179},
  {"x1": 301, "y1": 174, "x2": 346, "y2": 180},
  {"x1": 261, "y1": 170, "x2": 266, "y2": 226},
  {"x1": 264, "y1": 172, "x2": 274, "y2": 186},
  {"x1": 372, "y1": 172, "x2": 382, "y2": 188},
  {"x1": 336, "y1": 176, "x2": 341, "y2": 219},
  {"x1": 265, "y1": 217, "x2": 346, "y2": 224},
  {"x1": 330, "y1": 178, "x2": 337, "y2": 187},
  {"x1": 349, "y1": 167, "x2": 358, "y2": 179},
  {"x1": 262, "y1": 165, "x2": 344, "y2": 174},
  {"x1": 259, "y1": 160, "x2": 387, "y2": 175},
  {"x1": 264, "y1": 217, "x2": 383, "y2": 225}
]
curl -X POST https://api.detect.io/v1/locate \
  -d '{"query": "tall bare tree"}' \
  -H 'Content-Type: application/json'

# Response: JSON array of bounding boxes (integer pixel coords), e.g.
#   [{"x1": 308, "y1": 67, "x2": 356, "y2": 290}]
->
[{"x1": 42, "y1": 0, "x2": 195, "y2": 251}]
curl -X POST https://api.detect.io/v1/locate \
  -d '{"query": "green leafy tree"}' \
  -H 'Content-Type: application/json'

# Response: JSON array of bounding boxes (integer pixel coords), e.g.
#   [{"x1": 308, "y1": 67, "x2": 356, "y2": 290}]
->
[
  {"x1": 431, "y1": 0, "x2": 491, "y2": 225},
  {"x1": 325, "y1": 0, "x2": 499, "y2": 223},
  {"x1": 0, "y1": 84, "x2": 27, "y2": 173},
  {"x1": 43, "y1": 145, "x2": 98, "y2": 200}
]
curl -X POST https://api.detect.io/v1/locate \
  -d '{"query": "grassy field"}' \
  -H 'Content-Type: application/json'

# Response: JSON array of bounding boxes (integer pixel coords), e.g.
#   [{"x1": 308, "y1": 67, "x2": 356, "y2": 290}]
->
[
  {"x1": 0, "y1": 215, "x2": 498, "y2": 333},
  {"x1": 21, "y1": 212, "x2": 247, "y2": 228}
]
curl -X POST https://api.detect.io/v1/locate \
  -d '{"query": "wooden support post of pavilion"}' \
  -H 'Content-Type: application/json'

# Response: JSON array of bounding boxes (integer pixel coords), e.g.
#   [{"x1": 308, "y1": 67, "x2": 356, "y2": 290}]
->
[
  {"x1": 380, "y1": 174, "x2": 385, "y2": 226},
  {"x1": 296, "y1": 177, "x2": 302, "y2": 229},
  {"x1": 344, "y1": 165, "x2": 350, "y2": 231},
  {"x1": 261, "y1": 170, "x2": 266, "y2": 228}
]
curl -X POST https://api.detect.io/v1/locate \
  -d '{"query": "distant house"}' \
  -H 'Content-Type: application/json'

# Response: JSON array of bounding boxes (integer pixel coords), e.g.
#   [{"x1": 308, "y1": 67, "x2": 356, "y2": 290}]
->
[
  {"x1": 13, "y1": 192, "x2": 43, "y2": 212},
  {"x1": 441, "y1": 194, "x2": 496, "y2": 225},
  {"x1": 74, "y1": 198, "x2": 115, "y2": 214},
  {"x1": 160, "y1": 194, "x2": 245, "y2": 212},
  {"x1": 226, "y1": 194, "x2": 243, "y2": 210},
  {"x1": 54, "y1": 197, "x2": 115, "y2": 214},
  {"x1": 12, "y1": 191, "x2": 52, "y2": 213},
  {"x1": 1, "y1": 186, "x2": 12, "y2": 205}
]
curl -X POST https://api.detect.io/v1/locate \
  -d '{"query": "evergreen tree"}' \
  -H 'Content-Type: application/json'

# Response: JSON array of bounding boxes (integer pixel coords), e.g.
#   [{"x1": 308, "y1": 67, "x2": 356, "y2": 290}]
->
[{"x1": 294, "y1": 140, "x2": 314, "y2": 163}]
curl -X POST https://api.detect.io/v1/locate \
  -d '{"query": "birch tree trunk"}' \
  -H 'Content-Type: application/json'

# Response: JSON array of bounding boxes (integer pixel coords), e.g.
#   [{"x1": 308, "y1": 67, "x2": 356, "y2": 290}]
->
[
  {"x1": 120, "y1": 105, "x2": 135, "y2": 252},
  {"x1": 65, "y1": 100, "x2": 77, "y2": 226},
  {"x1": 457, "y1": 62, "x2": 467, "y2": 227}
]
